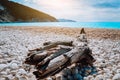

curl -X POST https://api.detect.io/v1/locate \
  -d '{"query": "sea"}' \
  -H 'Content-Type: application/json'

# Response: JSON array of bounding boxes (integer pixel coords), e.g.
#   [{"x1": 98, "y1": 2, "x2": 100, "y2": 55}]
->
[{"x1": 0, "y1": 22, "x2": 120, "y2": 29}]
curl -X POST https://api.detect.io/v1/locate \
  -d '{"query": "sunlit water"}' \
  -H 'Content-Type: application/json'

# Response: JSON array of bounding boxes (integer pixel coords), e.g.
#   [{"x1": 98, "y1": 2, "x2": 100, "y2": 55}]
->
[{"x1": 0, "y1": 22, "x2": 120, "y2": 29}]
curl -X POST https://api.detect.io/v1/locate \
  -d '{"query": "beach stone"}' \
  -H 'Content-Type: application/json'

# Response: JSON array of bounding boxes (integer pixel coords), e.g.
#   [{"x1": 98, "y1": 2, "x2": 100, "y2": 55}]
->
[
  {"x1": 56, "y1": 76, "x2": 61, "y2": 80},
  {"x1": 71, "y1": 67, "x2": 79, "y2": 74},
  {"x1": 116, "y1": 69, "x2": 120, "y2": 73},
  {"x1": 0, "y1": 71, "x2": 7, "y2": 75},
  {"x1": 55, "y1": 74, "x2": 65, "y2": 80},
  {"x1": 18, "y1": 76, "x2": 28, "y2": 80},
  {"x1": 7, "y1": 74, "x2": 14, "y2": 80},
  {"x1": 0, "y1": 54, "x2": 3, "y2": 58},
  {"x1": 112, "y1": 66, "x2": 117, "y2": 73},
  {"x1": 106, "y1": 79, "x2": 112, "y2": 80},
  {"x1": 90, "y1": 67, "x2": 97, "y2": 75},
  {"x1": 5, "y1": 69, "x2": 11, "y2": 74},
  {"x1": 4, "y1": 52, "x2": 9, "y2": 55},
  {"x1": 60, "y1": 75, "x2": 67, "y2": 80},
  {"x1": 46, "y1": 77, "x2": 53, "y2": 80},
  {"x1": 73, "y1": 74, "x2": 83, "y2": 80},
  {"x1": 4, "y1": 77, "x2": 10, "y2": 80},
  {"x1": 67, "y1": 75, "x2": 73, "y2": 80},
  {"x1": 78, "y1": 70, "x2": 82, "y2": 75},
  {"x1": 103, "y1": 68, "x2": 110, "y2": 73},
  {"x1": 99, "y1": 62, "x2": 106, "y2": 68},
  {"x1": 103, "y1": 73, "x2": 113, "y2": 79},
  {"x1": 18, "y1": 68, "x2": 27, "y2": 75},
  {"x1": 94, "y1": 75, "x2": 104, "y2": 80},
  {"x1": 0, "y1": 64, "x2": 8, "y2": 71},
  {"x1": 9, "y1": 63, "x2": 19, "y2": 69},
  {"x1": 86, "y1": 75, "x2": 94, "y2": 80},
  {"x1": 97, "y1": 70, "x2": 104, "y2": 75},
  {"x1": 13, "y1": 77, "x2": 19, "y2": 80},
  {"x1": 62, "y1": 68, "x2": 71, "y2": 76},
  {"x1": 112, "y1": 73, "x2": 120, "y2": 80},
  {"x1": 84, "y1": 77, "x2": 88, "y2": 80},
  {"x1": 11, "y1": 70, "x2": 17, "y2": 76},
  {"x1": 26, "y1": 73, "x2": 33, "y2": 78},
  {"x1": 0, "y1": 78, "x2": 5, "y2": 80}
]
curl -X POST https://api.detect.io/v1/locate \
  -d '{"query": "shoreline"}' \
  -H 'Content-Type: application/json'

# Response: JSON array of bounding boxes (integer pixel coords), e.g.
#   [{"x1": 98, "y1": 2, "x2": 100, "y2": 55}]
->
[{"x1": 1, "y1": 26, "x2": 120, "y2": 40}]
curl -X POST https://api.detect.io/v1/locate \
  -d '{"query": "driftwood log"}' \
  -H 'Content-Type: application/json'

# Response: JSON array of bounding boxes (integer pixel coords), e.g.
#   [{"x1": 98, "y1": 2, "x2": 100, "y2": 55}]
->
[{"x1": 24, "y1": 28, "x2": 95, "y2": 80}]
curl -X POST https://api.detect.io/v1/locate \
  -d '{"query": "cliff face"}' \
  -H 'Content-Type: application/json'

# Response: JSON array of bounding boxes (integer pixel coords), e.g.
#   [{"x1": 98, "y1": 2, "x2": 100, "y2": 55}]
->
[
  {"x1": 0, "y1": 4, "x2": 14, "y2": 22},
  {"x1": 0, "y1": 0, "x2": 57, "y2": 22}
]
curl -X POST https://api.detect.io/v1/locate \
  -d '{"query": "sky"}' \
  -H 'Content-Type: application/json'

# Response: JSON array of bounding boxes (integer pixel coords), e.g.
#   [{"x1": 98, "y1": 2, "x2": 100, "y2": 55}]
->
[{"x1": 10, "y1": 0, "x2": 120, "y2": 22}]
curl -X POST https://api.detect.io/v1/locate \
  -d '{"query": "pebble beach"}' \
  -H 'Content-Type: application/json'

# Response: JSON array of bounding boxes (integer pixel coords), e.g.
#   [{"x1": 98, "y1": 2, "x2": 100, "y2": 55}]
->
[{"x1": 0, "y1": 27, "x2": 120, "y2": 80}]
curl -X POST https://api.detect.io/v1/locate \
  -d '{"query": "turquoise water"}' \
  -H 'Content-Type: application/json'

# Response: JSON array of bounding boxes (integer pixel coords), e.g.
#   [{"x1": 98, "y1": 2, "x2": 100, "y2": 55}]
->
[{"x1": 0, "y1": 22, "x2": 120, "y2": 29}]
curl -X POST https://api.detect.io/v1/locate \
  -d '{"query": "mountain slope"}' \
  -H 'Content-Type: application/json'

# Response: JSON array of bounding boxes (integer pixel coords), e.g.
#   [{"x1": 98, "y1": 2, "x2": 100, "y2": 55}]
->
[
  {"x1": 0, "y1": 0, "x2": 57, "y2": 22},
  {"x1": 58, "y1": 19, "x2": 76, "y2": 22}
]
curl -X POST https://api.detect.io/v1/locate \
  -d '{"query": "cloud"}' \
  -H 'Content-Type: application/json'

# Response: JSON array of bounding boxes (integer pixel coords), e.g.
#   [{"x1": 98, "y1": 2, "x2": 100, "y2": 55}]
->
[
  {"x1": 11, "y1": 0, "x2": 120, "y2": 21},
  {"x1": 93, "y1": 2, "x2": 120, "y2": 9},
  {"x1": 77, "y1": 0, "x2": 120, "y2": 9}
]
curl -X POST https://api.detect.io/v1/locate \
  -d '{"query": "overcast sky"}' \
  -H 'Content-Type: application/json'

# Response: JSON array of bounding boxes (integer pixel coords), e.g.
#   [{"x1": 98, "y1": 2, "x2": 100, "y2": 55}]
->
[{"x1": 11, "y1": 0, "x2": 120, "y2": 22}]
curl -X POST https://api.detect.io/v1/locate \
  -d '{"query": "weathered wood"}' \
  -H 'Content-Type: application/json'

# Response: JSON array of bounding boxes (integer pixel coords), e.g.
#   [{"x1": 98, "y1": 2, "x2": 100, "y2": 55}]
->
[
  {"x1": 25, "y1": 47, "x2": 71, "y2": 66},
  {"x1": 41, "y1": 41, "x2": 73, "y2": 50},
  {"x1": 33, "y1": 47, "x2": 92, "y2": 79},
  {"x1": 43, "y1": 41, "x2": 51, "y2": 46},
  {"x1": 34, "y1": 55, "x2": 71, "y2": 79},
  {"x1": 24, "y1": 28, "x2": 95, "y2": 80},
  {"x1": 37, "y1": 47, "x2": 71, "y2": 69},
  {"x1": 27, "y1": 41, "x2": 73, "y2": 56},
  {"x1": 25, "y1": 53, "x2": 48, "y2": 65},
  {"x1": 35, "y1": 30, "x2": 88, "y2": 71},
  {"x1": 33, "y1": 47, "x2": 94, "y2": 79}
]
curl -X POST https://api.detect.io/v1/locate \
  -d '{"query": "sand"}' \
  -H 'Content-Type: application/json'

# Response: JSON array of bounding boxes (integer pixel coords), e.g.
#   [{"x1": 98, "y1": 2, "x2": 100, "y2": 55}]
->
[{"x1": 0, "y1": 26, "x2": 120, "y2": 80}]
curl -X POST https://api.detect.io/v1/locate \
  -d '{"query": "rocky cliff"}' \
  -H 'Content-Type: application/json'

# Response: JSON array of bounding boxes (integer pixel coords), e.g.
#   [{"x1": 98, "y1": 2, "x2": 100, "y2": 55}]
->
[{"x1": 0, "y1": 0, "x2": 57, "y2": 22}]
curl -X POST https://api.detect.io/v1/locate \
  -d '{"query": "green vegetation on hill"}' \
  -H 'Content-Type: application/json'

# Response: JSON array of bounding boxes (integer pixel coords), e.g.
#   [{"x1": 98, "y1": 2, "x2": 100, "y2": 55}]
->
[{"x1": 0, "y1": 0, "x2": 57, "y2": 22}]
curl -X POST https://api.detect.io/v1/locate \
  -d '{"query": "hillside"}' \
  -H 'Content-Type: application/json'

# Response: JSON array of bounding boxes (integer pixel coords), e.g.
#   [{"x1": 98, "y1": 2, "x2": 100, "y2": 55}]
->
[
  {"x1": 0, "y1": 0, "x2": 57, "y2": 22},
  {"x1": 58, "y1": 19, "x2": 76, "y2": 22}
]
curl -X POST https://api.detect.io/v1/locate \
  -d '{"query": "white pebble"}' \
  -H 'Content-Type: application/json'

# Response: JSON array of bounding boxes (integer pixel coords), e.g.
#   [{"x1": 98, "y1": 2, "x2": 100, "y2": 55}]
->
[
  {"x1": 116, "y1": 69, "x2": 120, "y2": 73},
  {"x1": 0, "y1": 54, "x2": 3, "y2": 58},
  {"x1": 19, "y1": 76, "x2": 28, "y2": 80},
  {"x1": 0, "y1": 64, "x2": 8, "y2": 71},
  {"x1": 94, "y1": 75, "x2": 104, "y2": 80},
  {"x1": 46, "y1": 77, "x2": 53, "y2": 80},
  {"x1": 112, "y1": 73, "x2": 120, "y2": 80},
  {"x1": 9, "y1": 63, "x2": 19, "y2": 69},
  {"x1": 0, "y1": 71, "x2": 7, "y2": 75},
  {"x1": 18, "y1": 68, "x2": 27, "y2": 75},
  {"x1": 86, "y1": 75, "x2": 94, "y2": 80},
  {"x1": 7, "y1": 74, "x2": 14, "y2": 80}
]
